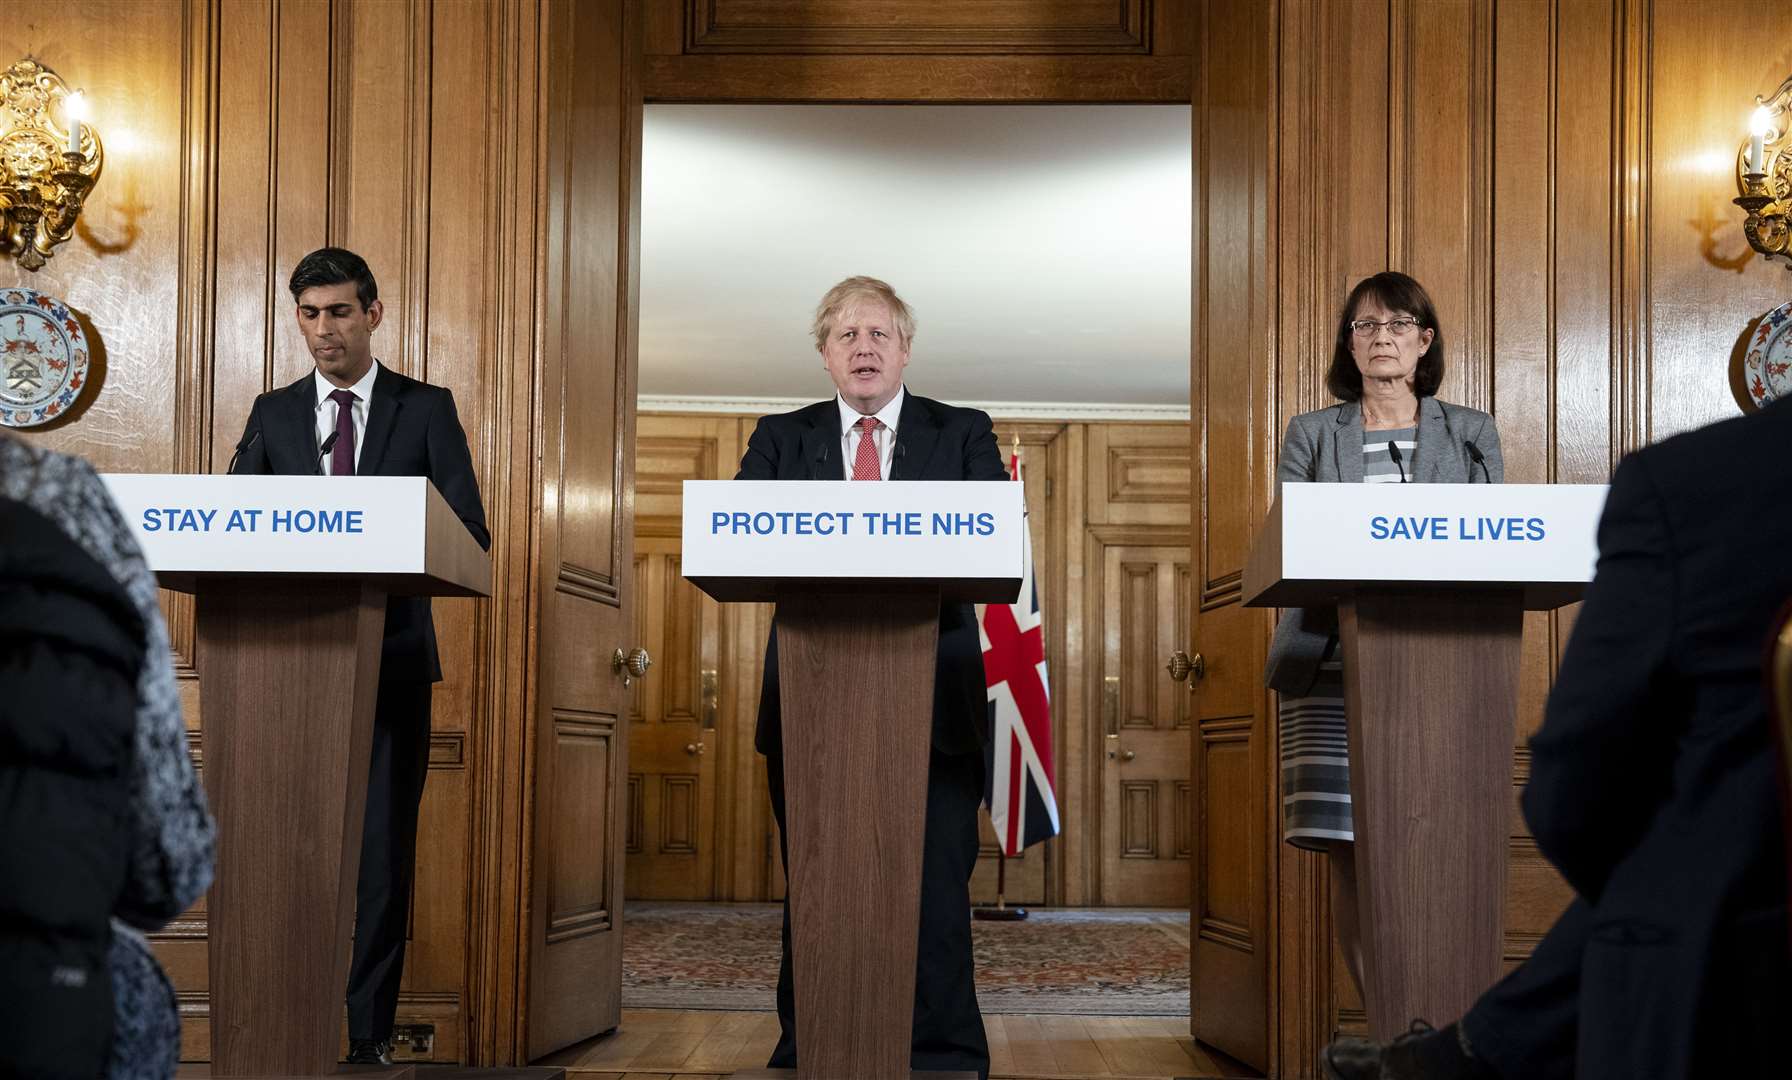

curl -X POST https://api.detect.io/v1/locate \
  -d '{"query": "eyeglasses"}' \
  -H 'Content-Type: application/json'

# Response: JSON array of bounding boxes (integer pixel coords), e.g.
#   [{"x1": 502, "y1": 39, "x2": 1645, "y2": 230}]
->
[{"x1": 1349, "y1": 317, "x2": 1422, "y2": 338}]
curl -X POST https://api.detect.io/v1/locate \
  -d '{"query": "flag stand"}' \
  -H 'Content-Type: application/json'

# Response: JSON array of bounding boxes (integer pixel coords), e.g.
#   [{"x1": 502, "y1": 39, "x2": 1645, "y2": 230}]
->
[{"x1": 972, "y1": 845, "x2": 1027, "y2": 922}]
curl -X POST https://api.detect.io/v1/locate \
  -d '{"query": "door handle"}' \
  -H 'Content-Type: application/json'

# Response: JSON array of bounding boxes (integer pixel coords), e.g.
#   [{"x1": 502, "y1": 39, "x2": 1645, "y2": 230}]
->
[
  {"x1": 612, "y1": 646, "x2": 652, "y2": 687},
  {"x1": 1120, "y1": 749, "x2": 1136, "y2": 762},
  {"x1": 1166, "y1": 649, "x2": 1206, "y2": 684},
  {"x1": 685, "y1": 742, "x2": 705, "y2": 756}
]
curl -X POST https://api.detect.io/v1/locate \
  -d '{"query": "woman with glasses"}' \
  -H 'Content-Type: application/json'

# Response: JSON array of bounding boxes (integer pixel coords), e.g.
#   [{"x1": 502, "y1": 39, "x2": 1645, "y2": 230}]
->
[{"x1": 1262, "y1": 271, "x2": 1503, "y2": 994}]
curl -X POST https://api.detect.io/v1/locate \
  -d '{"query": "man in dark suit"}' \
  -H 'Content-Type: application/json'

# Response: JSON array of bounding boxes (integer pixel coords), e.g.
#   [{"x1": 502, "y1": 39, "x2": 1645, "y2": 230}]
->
[
  {"x1": 1323, "y1": 399, "x2": 1792, "y2": 1079},
  {"x1": 229, "y1": 248, "x2": 489, "y2": 1066},
  {"x1": 736, "y1": 276, "x2": 1007, "y2": 1078}
]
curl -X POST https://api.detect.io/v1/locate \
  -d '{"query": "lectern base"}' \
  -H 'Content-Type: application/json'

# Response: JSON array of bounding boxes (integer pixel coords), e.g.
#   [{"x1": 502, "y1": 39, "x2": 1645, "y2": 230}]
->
[{"x1": 733, "y1": 1071, "x2": 975, "y2": 1079}]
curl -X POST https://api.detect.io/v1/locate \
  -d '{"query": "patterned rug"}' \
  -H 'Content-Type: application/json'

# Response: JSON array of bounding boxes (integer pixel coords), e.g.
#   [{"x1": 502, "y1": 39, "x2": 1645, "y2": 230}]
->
[{"x1": 622, "y1": 903, "x2": 1190, "y2": 1016}]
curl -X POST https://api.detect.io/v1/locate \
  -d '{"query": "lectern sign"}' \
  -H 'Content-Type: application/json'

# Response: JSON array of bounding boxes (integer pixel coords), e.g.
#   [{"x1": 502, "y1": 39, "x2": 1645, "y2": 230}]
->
[
  {"x1": 682, "y1": 479, "x2": 1025, "y2": 602},
  {"x1": 99, "y1": 474, "x2": 488, "y2": 598},
  {"x1": 1244, "y1": 482, "x2": 1608, "y2": 609},
  {"x1": 103, "y1": 474, "x2": 429, "y2": 573}
]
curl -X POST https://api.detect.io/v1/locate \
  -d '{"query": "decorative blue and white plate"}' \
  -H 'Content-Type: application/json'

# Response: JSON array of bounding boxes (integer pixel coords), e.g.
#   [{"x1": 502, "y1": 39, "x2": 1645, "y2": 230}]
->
[
  {"x1": 1744, "y1": 299, "x2": 1792, "y2": 409},
  {"x1": 0, "y1": 287, "x2": 89, "y2": 428}
]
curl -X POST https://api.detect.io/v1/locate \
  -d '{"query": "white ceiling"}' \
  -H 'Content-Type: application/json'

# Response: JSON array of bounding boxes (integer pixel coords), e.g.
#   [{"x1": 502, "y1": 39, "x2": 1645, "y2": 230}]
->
[{"x1": 639, "y1": 104, "x2": 1191, "y2": 416}]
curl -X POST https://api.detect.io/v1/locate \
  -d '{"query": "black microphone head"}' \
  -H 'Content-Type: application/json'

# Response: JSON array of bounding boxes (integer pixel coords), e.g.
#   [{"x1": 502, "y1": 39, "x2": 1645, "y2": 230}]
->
[
  {"x1": 1464, "y1": 439, "x2": 1486, "y2": 463},
  {"x1": 1386, "y1": 440, "x2": 1403, "y2": 463},
  {"x1": 320, "y1": 430, "x2": 340, "y2": 452}
]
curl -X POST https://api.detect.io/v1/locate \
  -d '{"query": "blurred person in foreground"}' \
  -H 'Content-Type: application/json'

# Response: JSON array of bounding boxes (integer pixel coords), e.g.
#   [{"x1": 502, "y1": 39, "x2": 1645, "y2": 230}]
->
[
  {"x1": 0, "y1": 433, "x2": 215, "y2": 1080},
  {"x1": 1267, "y1": 271, "x2": 1502, "y2": 994},
  {"x1": 1321, "y1": 398, "x2": 1792, "y2": 1079}
]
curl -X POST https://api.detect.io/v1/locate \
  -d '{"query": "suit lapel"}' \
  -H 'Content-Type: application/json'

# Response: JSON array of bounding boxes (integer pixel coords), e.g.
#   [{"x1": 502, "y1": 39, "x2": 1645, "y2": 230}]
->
[
  {"x1": 357, "y1": 363, "x2": 402, "y2": 476},
  {"x1": 281, "y1": 375, "x2": 321, "y2": 470},
  {"x1": 800, "y1": 401, "x2": 842, "y2": 480},
  {"x1": 1413, "y1": 396, "x2": 1449, "y2": 483},
  {"x1": 891, "y1": 391, "x2": 938, "y2": 480},
  {"x1": 1333, "y1": 402, "x2": 1365, "y2": 483}
]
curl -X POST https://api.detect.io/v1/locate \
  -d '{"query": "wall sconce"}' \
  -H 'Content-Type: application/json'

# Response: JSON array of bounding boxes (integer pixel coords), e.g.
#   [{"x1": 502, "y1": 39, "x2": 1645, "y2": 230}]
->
[
  {"x1": 1735, "y1": 74, "x2": 1792, "y2": 267},
  {"x1": 0, "y1": 58, "x2": 103, "y2": 272}
]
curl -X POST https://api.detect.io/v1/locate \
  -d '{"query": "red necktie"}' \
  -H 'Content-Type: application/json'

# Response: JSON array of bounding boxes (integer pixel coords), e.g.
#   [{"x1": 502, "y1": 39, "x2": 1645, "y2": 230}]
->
[
  {"x1": 851, "y1": 416, "x2": 881, "y2": 480},
  {"x1": 328, "y1": 388, "x2": 357, "y2": 476}
]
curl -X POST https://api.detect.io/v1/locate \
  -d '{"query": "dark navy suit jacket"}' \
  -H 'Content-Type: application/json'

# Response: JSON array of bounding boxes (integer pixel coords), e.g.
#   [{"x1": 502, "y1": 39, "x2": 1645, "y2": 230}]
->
[
  {"x1": 735, "y1": 391, "x2": 1008, "y2": 757},
  {"x1": 229, "y1": 363, "x2": 490, "y2": 683},
  {"x1": 1519, "y1": 397, "x2": 1791, "y2": 1074}
]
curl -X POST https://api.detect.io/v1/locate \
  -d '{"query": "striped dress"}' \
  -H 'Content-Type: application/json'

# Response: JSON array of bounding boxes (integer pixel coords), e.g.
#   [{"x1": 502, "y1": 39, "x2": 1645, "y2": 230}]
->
[{"x1": 1278, "y1": 425, "x2": 1415, "y2": 848}]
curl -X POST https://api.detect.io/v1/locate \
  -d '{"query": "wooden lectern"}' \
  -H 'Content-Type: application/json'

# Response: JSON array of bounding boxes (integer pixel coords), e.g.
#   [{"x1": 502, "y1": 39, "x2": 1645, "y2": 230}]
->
[
  {"x1": 1243, "y1": 482, "x2": 1603, "y2": 1040},
  {"x1": 104, "y1": 476, "x2": 491, "y2": 1079},
  {"x1": 682, "y1": 480, "x2": 1024, "y2": 1080}
]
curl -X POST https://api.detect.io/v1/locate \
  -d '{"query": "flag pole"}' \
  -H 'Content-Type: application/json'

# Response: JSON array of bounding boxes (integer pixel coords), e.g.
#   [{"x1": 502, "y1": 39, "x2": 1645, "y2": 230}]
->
[
  {"x1": 973, "y1": 433, "x2": 1030, "y2": 921},
  {"x1": 972, "y1": 818, "x2": 1028, "y2": 921}
]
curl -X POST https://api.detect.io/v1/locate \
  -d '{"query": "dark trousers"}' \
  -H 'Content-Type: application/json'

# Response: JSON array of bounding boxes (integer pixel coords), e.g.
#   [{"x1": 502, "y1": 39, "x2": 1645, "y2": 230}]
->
[
  {"x1": 345, "y1": 678, "x2": 432, "y2": 1043},
  {"x1": 766, "y1": 746, "x2": 990, "y2": 1079},
  {"x1": 1460, "y1": 895, "x2": 1790, "y2": 1080},
  {"x1": 1459, "y1": 898, "x2": 1585, "y2": 1080}
]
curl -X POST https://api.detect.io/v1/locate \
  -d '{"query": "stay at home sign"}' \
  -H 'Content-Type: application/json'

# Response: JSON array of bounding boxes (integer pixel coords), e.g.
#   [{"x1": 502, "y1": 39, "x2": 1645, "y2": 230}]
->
[
  {"x1": 681, "y1": 480, "x2": 1025, "y2": 582},
  {"x1": 101, "y1": 474, "x2": 431, "y2": 574}
]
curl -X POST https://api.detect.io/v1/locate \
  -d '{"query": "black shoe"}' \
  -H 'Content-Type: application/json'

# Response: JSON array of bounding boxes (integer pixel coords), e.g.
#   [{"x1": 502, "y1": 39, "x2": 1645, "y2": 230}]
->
[
  {"x1": 345, "y1": 1038, "x2": 393, "y2": 1066},
  {"x1": 1322, "y1": 1020, "x2": 1454, "y2": 1080}
]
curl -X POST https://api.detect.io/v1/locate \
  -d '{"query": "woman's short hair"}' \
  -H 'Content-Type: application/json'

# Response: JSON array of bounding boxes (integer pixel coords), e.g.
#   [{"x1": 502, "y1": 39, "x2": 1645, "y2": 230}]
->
[
  {"x1": 1326, "y1": 271, "x2": 1444, "y2": 401},
  {"x1": 812, "y1": 276, "x2": 916, "y2": 351}
]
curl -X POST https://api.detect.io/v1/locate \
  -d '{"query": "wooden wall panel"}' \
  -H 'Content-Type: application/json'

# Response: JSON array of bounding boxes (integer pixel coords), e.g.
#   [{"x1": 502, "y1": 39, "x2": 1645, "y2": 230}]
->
[{"x1": 643, "y1": 0, "x2": 1193, "y2": 102}]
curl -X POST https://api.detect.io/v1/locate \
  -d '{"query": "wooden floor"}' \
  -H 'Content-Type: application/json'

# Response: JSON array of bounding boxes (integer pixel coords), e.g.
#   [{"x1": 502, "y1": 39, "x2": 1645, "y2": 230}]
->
[{"x1": 536, "y1": 1009, "x2": 1259, "y2": 1079}]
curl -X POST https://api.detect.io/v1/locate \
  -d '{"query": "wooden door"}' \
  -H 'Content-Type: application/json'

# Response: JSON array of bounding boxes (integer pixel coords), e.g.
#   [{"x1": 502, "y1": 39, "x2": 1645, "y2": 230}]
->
[
  {"x1": 1098, "y1": 543, "x2": 1193, "y2": 906},
  {"x1": 625, "y1": 536, "x2": 720, "y2": 898},
  {"x1": 526, "y1": 0, "x2": 641, "y2": 1061},
  {"x1": 1189, "y1": 0, "x2": 1274, "y2": 1070}
]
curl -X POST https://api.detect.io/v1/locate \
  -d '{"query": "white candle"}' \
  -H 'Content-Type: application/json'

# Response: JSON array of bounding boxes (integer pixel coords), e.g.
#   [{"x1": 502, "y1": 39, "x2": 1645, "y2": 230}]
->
[
  {"x1": 63, "y1": 91, "x2": 86, "y2": 157},
  {"x1": 1750, "y1": 105, "x2": 1772, "y2": 175}
]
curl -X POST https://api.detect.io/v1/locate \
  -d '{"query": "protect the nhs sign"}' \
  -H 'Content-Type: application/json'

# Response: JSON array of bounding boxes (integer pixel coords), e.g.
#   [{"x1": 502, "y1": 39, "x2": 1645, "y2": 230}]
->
[
  {"x1": 1280, "y1": 482, "x2": 1606, "y2": 585},
  {"x1": 681, "y1": 480, "x2": 1025, "y2": 587}
]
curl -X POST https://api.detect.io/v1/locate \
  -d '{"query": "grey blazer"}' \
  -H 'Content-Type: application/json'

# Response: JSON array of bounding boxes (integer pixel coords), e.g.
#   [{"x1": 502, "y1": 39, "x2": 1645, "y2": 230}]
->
[{"x1": 1262, "y1": 397, "x2": 1504, "y2": 696}]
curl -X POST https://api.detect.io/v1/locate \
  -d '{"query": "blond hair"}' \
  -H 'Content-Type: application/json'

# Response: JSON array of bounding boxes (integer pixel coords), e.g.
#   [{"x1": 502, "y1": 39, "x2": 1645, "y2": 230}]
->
[{"x1": 811, "y1": 276, "x2": 916, "y2": 350}]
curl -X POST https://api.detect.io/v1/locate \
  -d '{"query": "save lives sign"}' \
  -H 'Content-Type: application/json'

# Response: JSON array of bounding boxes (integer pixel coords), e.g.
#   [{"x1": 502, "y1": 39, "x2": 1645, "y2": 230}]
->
[{"x1": 1278, "y1": 482, "x2": 1608, "y2": 585}]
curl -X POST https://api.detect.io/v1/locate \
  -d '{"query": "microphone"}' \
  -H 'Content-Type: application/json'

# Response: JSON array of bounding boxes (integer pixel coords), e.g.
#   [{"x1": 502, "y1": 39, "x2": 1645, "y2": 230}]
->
[
  {"x1": 1387, "y1": 440, "x2": 1407, "y2": 483},
  {"x1": 226, "y1": 429, "x2": 260, "y2": 475},
  {"x1": 316, "y1": 430, "x2": 339, "y2": 475},
  {"x1": 1465, "y1": 440, "x2": 1492, "y2": 483}
]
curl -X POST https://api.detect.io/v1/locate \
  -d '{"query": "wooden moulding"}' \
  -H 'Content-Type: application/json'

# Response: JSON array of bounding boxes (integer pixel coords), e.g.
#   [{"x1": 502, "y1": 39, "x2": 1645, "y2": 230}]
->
[{"x1": 1340, "y1": 589, "x2": 1522, "y2": 1040}]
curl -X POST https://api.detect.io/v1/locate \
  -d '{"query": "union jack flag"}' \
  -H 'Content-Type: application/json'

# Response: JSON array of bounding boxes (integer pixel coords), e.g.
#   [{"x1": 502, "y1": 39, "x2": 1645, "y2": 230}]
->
[{"x1": 978, "y1": 451, "x2": 1060, "y2": 856}]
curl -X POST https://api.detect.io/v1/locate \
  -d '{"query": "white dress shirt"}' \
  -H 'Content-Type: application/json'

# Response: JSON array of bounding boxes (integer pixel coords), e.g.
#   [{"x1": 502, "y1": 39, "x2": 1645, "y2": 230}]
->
[
  {"x1": 836, "y1": 386, "x2": 905, "y2": 480},
  {"x1": 313, "y1": 361, "x2": 380, "y2": 474}
]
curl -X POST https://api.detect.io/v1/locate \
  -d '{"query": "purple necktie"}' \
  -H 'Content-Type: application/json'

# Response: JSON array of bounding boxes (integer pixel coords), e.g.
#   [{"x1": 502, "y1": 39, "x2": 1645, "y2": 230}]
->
[{"x1": 328, "y1": 388, "x2": 357, "y2": 476}]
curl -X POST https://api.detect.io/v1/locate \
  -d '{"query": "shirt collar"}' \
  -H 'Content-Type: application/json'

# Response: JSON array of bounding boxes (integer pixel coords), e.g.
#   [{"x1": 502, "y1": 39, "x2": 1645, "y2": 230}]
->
[
  {"x1": 314, "y1": 359, "x2": 380, "y2": 409},
  {"x1": 835, "y1": 384, "x2": 905, "y2": 436}
]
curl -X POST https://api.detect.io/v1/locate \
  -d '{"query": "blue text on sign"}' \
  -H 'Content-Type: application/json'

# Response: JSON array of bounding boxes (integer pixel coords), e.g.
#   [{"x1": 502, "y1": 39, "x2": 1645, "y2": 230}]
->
[
  {"x1": 1368, "y1": 515, "x2": 1546, "y2": 541},
  {"x1": 141, "y1": 507, "x2": 364, "y2": 535}
]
